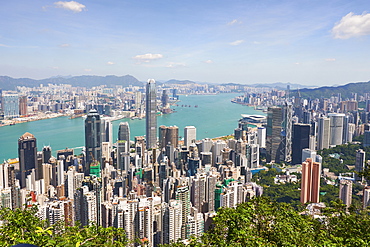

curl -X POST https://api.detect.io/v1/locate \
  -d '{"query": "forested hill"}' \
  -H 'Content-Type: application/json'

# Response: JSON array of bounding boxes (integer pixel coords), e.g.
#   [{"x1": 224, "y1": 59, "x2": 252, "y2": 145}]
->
[
  {"x1": 292, "y1": 80, "x2": 370, "y2": 99},
  {"x1": 0, "y1": 75, "x2": 142, "y2": 90}
]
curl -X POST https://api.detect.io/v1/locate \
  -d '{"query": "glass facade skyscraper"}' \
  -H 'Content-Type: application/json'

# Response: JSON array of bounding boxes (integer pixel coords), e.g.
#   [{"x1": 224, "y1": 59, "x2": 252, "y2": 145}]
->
[{"x1": 146, "y1": 79, "x2": 157, "y2": 149}]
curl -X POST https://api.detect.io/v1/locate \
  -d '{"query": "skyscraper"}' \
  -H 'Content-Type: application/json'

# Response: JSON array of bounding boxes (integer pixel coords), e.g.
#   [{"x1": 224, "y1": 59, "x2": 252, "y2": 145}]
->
[
  {"x1": 317, "y1": 117, "x2": 330, "y2": 150},
  {"x1": 19, "y1": 95, "x2": 27, "y2": 116},
  {"x1": 292, "y1": 123, "x2": 310, "y2": 165},
  {"x1": 300, "y1": 158, "x2": 321, "y2": 204},
  {"x1": 159, "y1": 125, "x2": 179, "y2": 149},
  {"x1": 18, "y1": 132, "x2": 37, "y2": 188},
  {"x1": 146, "y1": 79, "x2": 157, "y2": 149},
  {"x1": 328, "y1": 113, "x2": 345, "y2": 146},
  {"x1": 355, "y1": 149, "x2": 366, "y2": 181},
  {"x1": 85, "y1": 109, "x2": 102, "y2": 176},
  {"x1": 118, "y1": 122, "x2": 130, "y2": 145},
  {"x1": 184, "y1": 126, "x2": 196, "y2": 148},
  {"x1": 266, "y1": 106, "x2": 282, "y2": 163}
]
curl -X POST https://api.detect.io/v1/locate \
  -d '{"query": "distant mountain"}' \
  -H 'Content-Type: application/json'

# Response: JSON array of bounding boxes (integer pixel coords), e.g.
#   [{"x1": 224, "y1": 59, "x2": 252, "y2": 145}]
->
[
  {"x1": 0, "y1": 75, "x2": 142, "y2": 90},
  {"x1": 292, "y1": 80, "x2": 370, "y2": 99},
  {"x1": 249, "y1": 82, "x2": 314, "y2": 90},
  {"x1": 164, "y1": 79, "x2": 199, "y2": 85}
]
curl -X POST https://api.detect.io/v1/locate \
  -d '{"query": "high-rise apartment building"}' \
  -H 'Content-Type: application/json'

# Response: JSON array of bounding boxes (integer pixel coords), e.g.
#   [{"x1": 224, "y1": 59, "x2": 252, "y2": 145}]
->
[
  {"x1": 85, "y1": 109, "x2": 102, "y2": 176},
  {"x1": 339, "y1": 179, "x2": 352, "y2": 208},
  {"x1": 176, "y1": 185, "x2": 191, "y2": 239},
  {"x1": 18, "y1": 132, "x2": 37, "y2": 188},
  {"x1": 184, "y1": 126, "x2": 196, "y2": 148},
  {"x1": 300, "y1": 158, "x2": 321, "y2": 204},
  {"x1": 146, "y1": 79, "x2": 157, "y2": 149},
  {"x1": 317, "y1": 117, "x2": 330, "y2": 150},
  {"x1": 355, "y1": 149, "x2": 366, "y2": 181}
]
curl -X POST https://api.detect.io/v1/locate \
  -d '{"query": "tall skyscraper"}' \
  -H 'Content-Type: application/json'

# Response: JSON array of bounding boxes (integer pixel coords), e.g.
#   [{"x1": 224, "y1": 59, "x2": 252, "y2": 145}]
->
[
  {"x1": 281, "y1": 102, "x2": 293, "y2": 162},
  {"x1": 317, "y1": 117, "x2": 330, "y2": 150},
  {"x1": 184, "y1": 126, "x2": 196, "y2": 148},
  {"x1": 328, "y1": 113, "x2": 345, "y2": 146},
  {"x1": 18, "y1": 132, "x2": 37, "y2": 188},
  {"x1": 266, "y1": 106, "x2": 283, "y2": 163},
  {"x1": 339, "y1": 179, "x2": 352, "y2": 208},
  {"x1": 300, "y1": 158, "x2": 321, "y2": 204},
  {"x1": 85, "y1": 109, "x2": 102, "y2": 176},
  {"x1": 292, "y1": 124, "x2": 310, "y2": 165},
  {"x1": 146, "y1": 79, "x2": 157, "y2": 149}
]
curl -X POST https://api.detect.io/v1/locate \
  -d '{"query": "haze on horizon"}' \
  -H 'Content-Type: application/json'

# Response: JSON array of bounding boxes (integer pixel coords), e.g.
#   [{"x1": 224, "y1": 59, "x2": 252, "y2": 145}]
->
[{"x1": 1, "y1": 0, "x2": 370, "y2": 86}]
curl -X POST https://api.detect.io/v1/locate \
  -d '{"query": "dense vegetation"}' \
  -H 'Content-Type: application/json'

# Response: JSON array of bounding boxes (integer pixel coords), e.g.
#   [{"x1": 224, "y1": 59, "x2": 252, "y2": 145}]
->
[
  {"x1": 0, "y1": 206, "x2": 128, "y2": 246},
  {"x1": 167, "y1": 197, "x2": 370, "y2": 247}
]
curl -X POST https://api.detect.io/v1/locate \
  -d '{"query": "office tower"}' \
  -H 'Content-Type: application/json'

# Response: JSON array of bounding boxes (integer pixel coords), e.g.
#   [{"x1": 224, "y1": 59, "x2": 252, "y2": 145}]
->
[
  {"x1": 328, "y1": 113, "x2": 345, "y2": 146},
  {"x1": 364, "y1": 131, "x2": 370, "y2": 147},
  {"x1": 246, "y1": 143, "x2": 259, "y2": 168},
  {"x1": 184, "y1": 126, "x2": 196, "y2": 148},
  {"x1": 85, "y1": 109, "x2": 102, "y2": 176},
  {"x1": 257, "y1": 127, "x2": 266, "y2": 148},
  {"x1": 266, "y1": 106, "x2": 283, "y2": 163},
  {"x1": 234, "y1": 128, "x2": 246, "y2": 141},
  {"x1": 317, "y1": 117, "x2": 330, "y2": 150},
  {"x1": 212, "y1": 140, "x2": 226, "y2": 165},
  {"x1": 281, "y1": 102, "x2": 292, "y2": 162},
  {"x1": 146, "y1": 79, "x2": 157, "y2": 149},
  {"x1": 292, "y1": 124, "x2": 310, "y2": 165},
  {"x1": 303, "y1": 111, "x2": 311, "y2": 124},
  {"x1": 159, "y1": 125, "x2": 179, "y2": 149},
  {"x1": 301, "y1": 148, "x2": 317, "y2": 163},
  {"x1": 342, "y1": 115, "x2": 351, "y2": 144},
  {"x1": 339, "y1": 179, "x2": 352, "y2": 208},
  {"x1": 42, "y1": 146, "x2": 52, "y2": 164},
  {"x1": 18, "y1": 132, "x2": 37, "y2": 188},
  {"x1": 161, "y1": 89, "x2": 169, "y2": 108},
  {"x1": 103, "y1": 120, "x2": 113, "y2": 144},
  {"x1": 118, "y1": 122, "x2": 130, "y2": 143},
  {"x1": 300, "y1": 158, "x2": 321, "y2": 204},
  {"x1": 19, "y1": 95, "x2": 27, "y2": 116},
  {"x1": 3, "y1": 93, "x2": 19, "y2": 118},
  {"x1": 355, "y1": 149, "x2": 366, "y2": 181},
  {"x1": 0, "y1": 88, "x2": 2, "y2": 110},
  {"x1": 176, "y1": 185, "x2": 191, "y2": 239}
]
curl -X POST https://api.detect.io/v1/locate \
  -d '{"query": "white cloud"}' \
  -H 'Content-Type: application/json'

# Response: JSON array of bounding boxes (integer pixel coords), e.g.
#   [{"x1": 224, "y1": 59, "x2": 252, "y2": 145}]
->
[
  {"x1": 295, "y1": 62, "x2": 300, "y2": 65},
  {"x1": 229, "y1": 40, "x2": 244, "y2": 46},
  {"x1": 204, "y1": 60, "x2": 213, "y2": 64},
  {"x1": 107, "y1": 61, "x2": 115, "y2": 65},
  {"x1": 227, "y1": 19, "x2": 241, "y2": 25},
  {"x1": 166, "y1": 62, "x2": 186, "y2": 68},
  {"x1": 84, "y1": 68, "x2": 92, "y2": 72},
  {"x1": 59, "y1": 43, "x2": 70, "y2": 47},
  {"x1": 52, "y1": 66, "x2": 59, "y2": 69},
  {"x1": 252, "y1": 41, "x2": 261, "y2": 45},
  {"x1": 133, "y1": 53, "x2": 163, "y2": 60},
  {"x1": 332, "y1": 12, "x2": 370, "y2": 39},
  {"x1": 0, "y1": 44, "x2": 9, "y2": 47},
  {"x1": 325, "y1": 58, "x2": 336, "y2": 62},
  {"x1": 54, "y1": 1, "x2": 86, "y2": 13}
]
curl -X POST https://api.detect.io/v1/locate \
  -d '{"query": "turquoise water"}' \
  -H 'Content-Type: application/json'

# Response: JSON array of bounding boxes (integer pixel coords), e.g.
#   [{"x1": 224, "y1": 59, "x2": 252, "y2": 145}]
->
[{"x1": 0, "y1": 93, "x2": 263, "y2": 161}]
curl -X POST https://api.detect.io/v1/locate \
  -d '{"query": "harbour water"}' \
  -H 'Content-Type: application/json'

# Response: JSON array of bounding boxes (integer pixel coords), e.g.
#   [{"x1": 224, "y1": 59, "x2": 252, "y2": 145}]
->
[{"x1": 0, "y1": 93, "x2": 263, "y2": 161}]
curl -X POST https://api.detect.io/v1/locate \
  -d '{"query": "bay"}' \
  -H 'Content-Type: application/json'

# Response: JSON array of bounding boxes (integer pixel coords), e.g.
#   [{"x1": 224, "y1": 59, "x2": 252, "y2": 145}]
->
[{"x1": 0, "y1": 93, "x2": 263, "y2": 161}]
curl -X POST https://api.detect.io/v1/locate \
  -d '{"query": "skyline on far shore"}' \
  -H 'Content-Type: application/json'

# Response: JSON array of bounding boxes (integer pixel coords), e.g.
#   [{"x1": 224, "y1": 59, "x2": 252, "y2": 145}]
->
[{"x1": 1, "y1": 0, "x2": 370, "y2": 86}]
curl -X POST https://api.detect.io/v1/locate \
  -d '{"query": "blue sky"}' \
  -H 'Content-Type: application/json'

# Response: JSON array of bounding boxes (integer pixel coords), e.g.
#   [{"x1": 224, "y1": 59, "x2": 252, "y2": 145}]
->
[{"x1": 1, "y1": 0, "x2": 370, "y2": 86}]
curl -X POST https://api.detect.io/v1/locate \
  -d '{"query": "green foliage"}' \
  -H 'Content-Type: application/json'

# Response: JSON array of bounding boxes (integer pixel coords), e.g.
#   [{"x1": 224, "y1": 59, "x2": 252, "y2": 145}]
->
[
  {"x1": 166, "y1": 197, "x2": 370, "y2": 247},
  {"x1": 0, "y1": 206, "x2": 128, "y2": 247}
]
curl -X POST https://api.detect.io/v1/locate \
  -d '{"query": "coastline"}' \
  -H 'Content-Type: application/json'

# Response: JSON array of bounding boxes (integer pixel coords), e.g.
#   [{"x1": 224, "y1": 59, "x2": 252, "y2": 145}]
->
[{"x1": 0, "y1": 113, "x2": 67, "y2": 127}]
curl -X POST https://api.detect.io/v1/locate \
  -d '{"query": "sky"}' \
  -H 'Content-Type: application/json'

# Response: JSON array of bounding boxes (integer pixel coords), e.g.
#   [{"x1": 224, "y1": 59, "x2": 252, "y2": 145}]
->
[{"x1": 1, "y1": 0, "x2": 370, "y2": 86}]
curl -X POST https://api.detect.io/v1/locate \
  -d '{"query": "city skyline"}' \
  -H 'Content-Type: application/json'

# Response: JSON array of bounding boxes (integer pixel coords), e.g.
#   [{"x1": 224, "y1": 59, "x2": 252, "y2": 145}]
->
[{"x1": 1, "y1": 1, "x2": 370, "y2": 86}]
